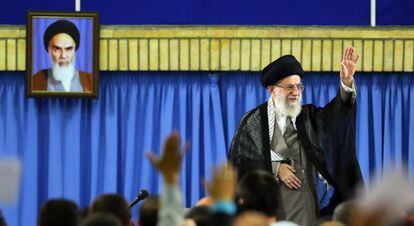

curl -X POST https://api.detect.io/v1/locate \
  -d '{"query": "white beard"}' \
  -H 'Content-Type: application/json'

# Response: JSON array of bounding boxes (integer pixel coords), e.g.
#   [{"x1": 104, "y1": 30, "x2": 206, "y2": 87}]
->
[
  {"x1": 273, "y1": 90, "x2": 302, "y2": 118},
  {"x1": 50, "y1": 58, "x2": 75, "y2": 92}
]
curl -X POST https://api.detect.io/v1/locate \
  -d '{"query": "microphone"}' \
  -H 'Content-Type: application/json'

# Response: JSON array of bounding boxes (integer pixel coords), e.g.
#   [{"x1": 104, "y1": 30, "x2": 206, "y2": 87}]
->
[{"x1": 129, "y1": 189, "x2": 150, "y2": 208}]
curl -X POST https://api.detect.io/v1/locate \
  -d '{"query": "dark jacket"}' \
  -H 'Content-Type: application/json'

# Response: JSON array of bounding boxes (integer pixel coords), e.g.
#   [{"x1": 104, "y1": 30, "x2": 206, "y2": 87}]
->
[{"x1": 229, "y1": 91, "x2": 364, "y2": 214}]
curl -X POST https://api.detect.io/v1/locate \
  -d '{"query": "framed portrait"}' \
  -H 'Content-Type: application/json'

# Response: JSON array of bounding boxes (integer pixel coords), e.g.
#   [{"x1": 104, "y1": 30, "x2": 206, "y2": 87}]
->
[{"x1": 26, "y1": 11, "x2": 99, "y2": 98}]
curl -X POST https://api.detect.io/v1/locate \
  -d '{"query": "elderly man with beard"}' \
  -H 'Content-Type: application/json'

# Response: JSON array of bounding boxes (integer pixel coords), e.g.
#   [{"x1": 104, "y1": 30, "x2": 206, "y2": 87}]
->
[
  {"x1": 32, "y1": 20, "x2": 92, "y2": 92},
  {"x1": 229, "y1": 47, "x2": 364, "y2": 226}
]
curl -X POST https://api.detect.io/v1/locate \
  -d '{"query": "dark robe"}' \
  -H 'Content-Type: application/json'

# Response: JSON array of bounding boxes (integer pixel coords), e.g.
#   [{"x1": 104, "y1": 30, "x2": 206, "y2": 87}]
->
[{"x1": 229, "y1": 90, "x2": 364, "y2": 215}]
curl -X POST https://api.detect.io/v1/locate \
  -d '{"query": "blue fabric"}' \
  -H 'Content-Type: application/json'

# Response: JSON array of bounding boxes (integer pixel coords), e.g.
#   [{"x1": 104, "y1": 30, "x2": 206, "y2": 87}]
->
[
  {"x1": 1, "y1": 0, "x2": 413, "y2": 25},
  {"x1": 0, "y1": 72, "x2": 414, "y2": 226},
  {"x1": 212, "y1": 200, "x2": 237, "y2": 215},
  {"x1": 315, "y1": 174, "x2": 334, "y2": 209},
  {"x1": 377, "y1": 0, "x2": 414, "y2": 25}
]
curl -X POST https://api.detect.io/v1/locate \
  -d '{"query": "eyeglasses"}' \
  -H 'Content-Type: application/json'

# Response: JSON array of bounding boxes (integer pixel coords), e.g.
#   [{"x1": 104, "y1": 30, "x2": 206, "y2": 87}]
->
[{"x1": 275, "y1": 83, "x2": 305, "y2": 92}]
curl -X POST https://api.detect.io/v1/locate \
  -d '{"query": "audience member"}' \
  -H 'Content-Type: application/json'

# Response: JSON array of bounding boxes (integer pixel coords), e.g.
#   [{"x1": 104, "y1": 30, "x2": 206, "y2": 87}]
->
[
  {"x1": 37, "y1": 199, "x2": 80, "y2": 226},
  {"x1": 90, "y1": 194, "x2": 132, "y2": 226},
  {"x1": 236, "y1": 170, "x2": 280, "y2": 222},
  {"x1": 79, "y1": 206, "x2": 90, "y2": 221},
  {"x1": 146, "y1": 132, "x2": 187, "y2": 226},
  {"x1": 195, "y1": 196, "x2": 214, "y2": 207},
  {"x1": 233, "y1": 211, "x2": 268, "y2": 226},
  {"x1": 80, "y1": 213, "x2": 122, "y2": 226},
  {"x1": 205, "y1": 163, "x2": 237, "y2": 226},
  {"x1": 184, "y1": 206, "x2": 212, "y2": 226},
  {"x1": 332, "y1": 200, "x2": 362, "y2": 226},
  {"x1": 318, "y1": 221, "x2": 345, "y2": 226},
  {"x1": 138, "y1": 196, "x2": 159, "y2": 226},
  {"x1": 183, "y1": 219, "x2": 197, "y2": 226}
]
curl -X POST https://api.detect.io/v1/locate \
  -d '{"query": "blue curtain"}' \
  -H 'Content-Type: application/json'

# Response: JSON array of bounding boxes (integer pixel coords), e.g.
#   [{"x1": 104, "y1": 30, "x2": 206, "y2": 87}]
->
[{"x1": 0, "y1": 72, "x2": 413, "y2": 226}]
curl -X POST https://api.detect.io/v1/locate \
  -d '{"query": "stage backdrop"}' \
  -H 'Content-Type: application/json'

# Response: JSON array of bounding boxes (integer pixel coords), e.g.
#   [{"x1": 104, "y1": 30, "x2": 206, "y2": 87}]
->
[{"x1": 0, "y1": 71, "x2": 413, "y2": 226}]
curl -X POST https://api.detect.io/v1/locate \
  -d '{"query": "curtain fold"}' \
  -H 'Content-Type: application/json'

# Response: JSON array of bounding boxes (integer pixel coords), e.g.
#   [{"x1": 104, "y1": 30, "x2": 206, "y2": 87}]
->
[{"x1": 0, "y1": 72, "x2": 413, "y2": 226}]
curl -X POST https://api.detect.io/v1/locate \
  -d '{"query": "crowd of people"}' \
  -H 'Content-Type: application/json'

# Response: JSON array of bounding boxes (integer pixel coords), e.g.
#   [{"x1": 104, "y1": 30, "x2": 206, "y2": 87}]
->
[{"x1": 1, "y1": 132, "x2": 413, "y2": 226}]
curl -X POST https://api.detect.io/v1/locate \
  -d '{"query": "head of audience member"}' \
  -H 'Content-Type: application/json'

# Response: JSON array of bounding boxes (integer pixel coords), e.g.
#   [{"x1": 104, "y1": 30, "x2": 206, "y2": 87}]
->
[
  {"x1": 236, "y1": 170, "x2": 280, "y2": 220},
  {"x1": 405, "y1": 207, "x2": 414, "y2": 225},
  {"x1": 332, "y1": 200, "x2": 363, "y2": 226},
  {"x1": 183, "y1": 219, "x2": 197, "y2": 226},
  {"x1": 90, "y1": 194, "x2": 131, "y2": 226},
  {"x1": 233, "y1": 211, "x2": 268, "y2": 226},
  {"x1": 184, "y1": 206, "x2": 212, "y2": 226},
  {"x1": 0, "y1": 209, "x2": 6, "y2": 226},
  {"x1": 138, "y1": 196, "x2": 159, "y2": 226},
  {"x1": 317, "y1": 221, "x2": 345, "y2": 226},
  {"x1": 313, "y1": 216, "x2": 333, "y2": 226},
  {"x1": 262, "y1": 55, "x2": 304, "y2": 118},
  {"x1": 80, "y1": 213, "x2": 122, "y2": 226},
  {"x1": 79, "y1": 206, "x2": 90, "y2": 221},
  {"x1": 37, "y1": 199, "x2": 80, "y2": 226}
]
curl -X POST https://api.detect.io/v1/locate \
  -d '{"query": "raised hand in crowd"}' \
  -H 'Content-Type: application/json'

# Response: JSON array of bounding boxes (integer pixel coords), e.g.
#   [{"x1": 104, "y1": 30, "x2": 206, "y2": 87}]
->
[
  {"x1": 205, "y1": 163, "x2": 237, "y2": 202},
  {"x1": 146, "y1": 132, "x2": 186, "y2": 185}
]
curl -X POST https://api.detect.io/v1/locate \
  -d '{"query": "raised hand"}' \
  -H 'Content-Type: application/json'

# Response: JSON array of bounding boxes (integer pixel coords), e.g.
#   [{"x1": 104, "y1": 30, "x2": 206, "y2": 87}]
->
[
  {"x1": 340, "y1": 46, "x2": 359, "y2": 87},
  {"x1": 146, "y1": 132, "x2": 187, "y2": 185},
  {"x1": 205, "y1": 163, "x2": 237, "y2": 201}
]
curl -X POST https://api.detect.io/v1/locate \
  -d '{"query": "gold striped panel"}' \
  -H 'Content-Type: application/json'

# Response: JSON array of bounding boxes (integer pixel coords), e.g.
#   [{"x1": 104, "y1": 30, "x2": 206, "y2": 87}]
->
[{"x1": 1, "y1": 25, "x2": 414, "y2": 72}]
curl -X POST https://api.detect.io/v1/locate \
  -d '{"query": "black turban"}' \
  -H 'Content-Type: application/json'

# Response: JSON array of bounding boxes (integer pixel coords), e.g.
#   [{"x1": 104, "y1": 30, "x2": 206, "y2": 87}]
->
[
  {"x1": 43, "y1": 20, "x2": 80, "y2": 52},
  {"x1": 261, "y1": 55, "x2": 304, "y2": 87}
]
